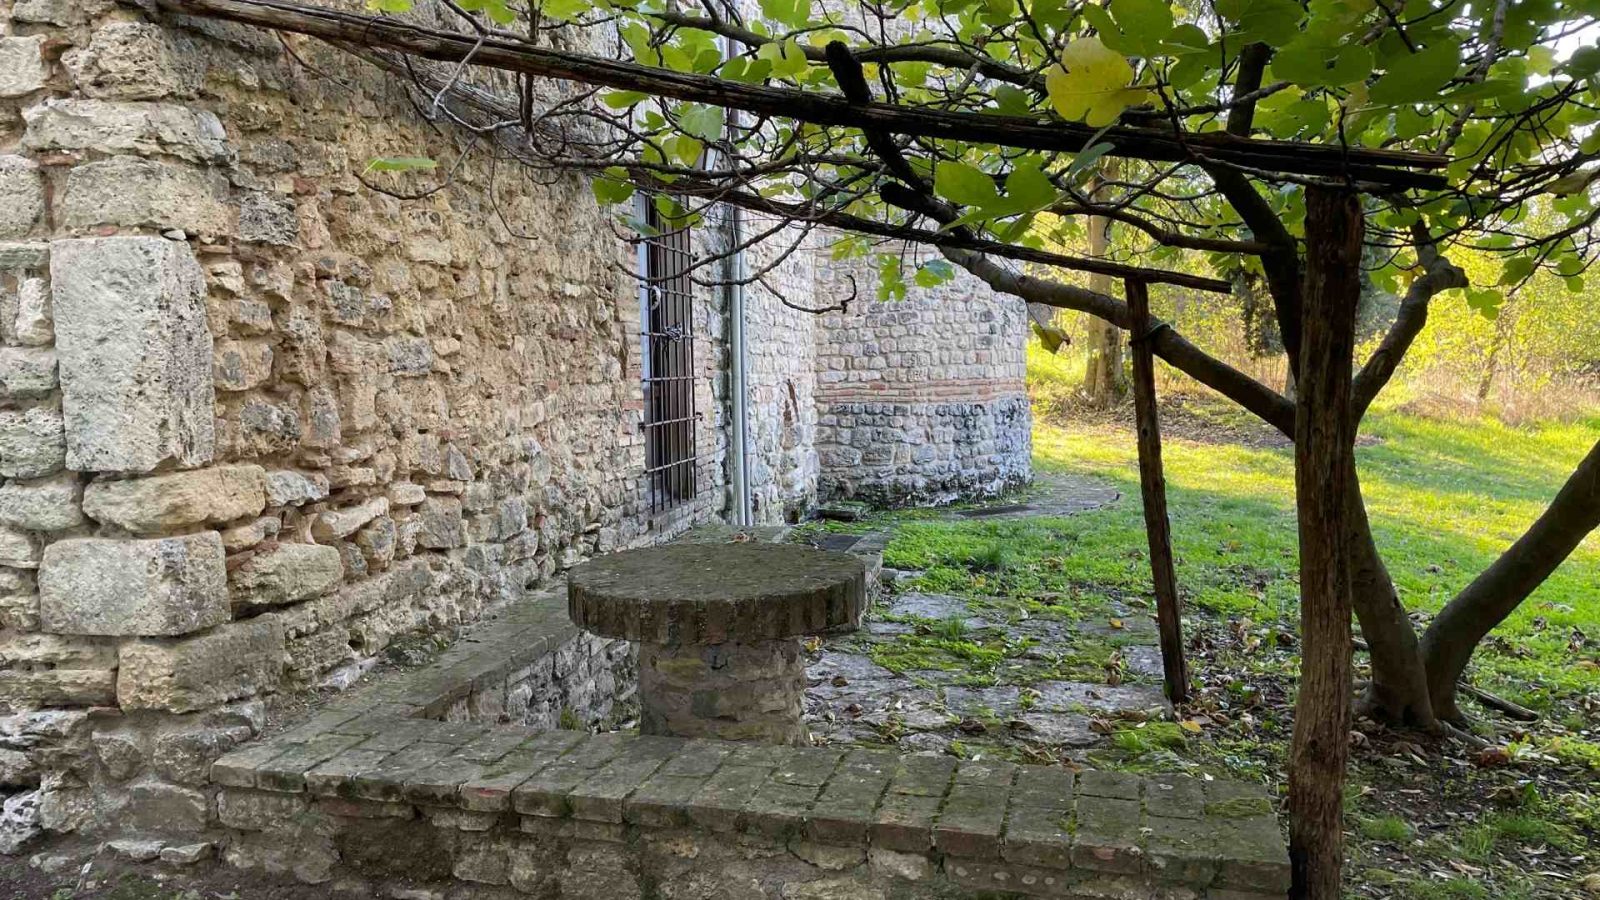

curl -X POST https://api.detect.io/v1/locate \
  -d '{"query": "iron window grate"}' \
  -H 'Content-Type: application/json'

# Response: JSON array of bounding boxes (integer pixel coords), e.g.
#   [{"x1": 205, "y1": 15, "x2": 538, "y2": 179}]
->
[{"x1": 639, "y1": 199, "x2": 698, "y2": 515}]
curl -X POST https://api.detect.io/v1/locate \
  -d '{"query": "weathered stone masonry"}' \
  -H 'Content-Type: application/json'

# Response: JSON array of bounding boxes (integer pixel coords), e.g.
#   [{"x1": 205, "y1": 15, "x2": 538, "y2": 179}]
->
[{"x1": 0, "y1": 0, "x2": 1033, "y2": 855}]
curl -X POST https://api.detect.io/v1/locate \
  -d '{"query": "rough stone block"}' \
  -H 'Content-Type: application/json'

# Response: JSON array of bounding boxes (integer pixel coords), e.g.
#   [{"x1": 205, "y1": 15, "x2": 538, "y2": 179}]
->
[
  {"x1": 0, "y1": 347, "x2": 58, "y2": 401},
  {"x1": 230, "y1": 542, "x2": 343, "y2": 611},
  {"x1": 23, "y1": 99, "x2": 231, "y2": 164},
  {"x1": 311, "y1": 496, "x2": 387, "y2": 542},
  {"x1": 39, "y1": 532, "x2": 228, "y2": 636},
  {"x1": 117, "y1": 616, "x2": 284, "y2": 712},
  {"x1": 83, "y1": 465, "x2": 266, "y2": 532},
  {"x1": 0, "y1": 243, "x2": 49, "y2": 272},
  {"x1": 50, "y1": 236, "x2": 214, "y2": 473},
  {"x1": 10, "y1": 275, "x2": 53, "y2": 347},
  {"x1": 62, "y1": 22, "x2": 199, "y2": 100},
  {"x1": 0, "y1": 407, "x2": 66, "y2": 478},
  {"x1": 0, "y1": 37, "x2": 48, "y2": 99},
  {"x1": 0, "y1": 668, "x2": 117, "y2": 706},
  {"x1": 264, "y1": 470, "x2": 328, "y2": 507},
  {"x1": 0, "y1": 474, "x2": 84, "y2": 532},
  {"x1": 0, "y1": 525, "x2": 40, "y2": 569},
  {"x1": 416, "y1": 496, "x2": 465, "y2": 549},
  {"x1": 0, "y1": 156, "x2": 45, "y2": 238},
  {"x1": 214, "y1": 339, "x2": 273, "y2": 392},
  {"x1": 60, "y1": 156, "x2": 232, "y2": 237}
]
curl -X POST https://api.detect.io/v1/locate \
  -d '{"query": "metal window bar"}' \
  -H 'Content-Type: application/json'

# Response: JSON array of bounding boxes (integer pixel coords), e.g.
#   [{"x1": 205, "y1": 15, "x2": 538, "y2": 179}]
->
[{"x1": 639, "y1": 198, "x2": 698, "y2": 514}]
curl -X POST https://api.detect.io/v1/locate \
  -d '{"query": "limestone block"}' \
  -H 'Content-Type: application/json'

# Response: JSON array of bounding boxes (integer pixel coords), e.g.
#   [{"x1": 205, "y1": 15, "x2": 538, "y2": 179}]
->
[
  {"x1": 125, "y1": 782, "x2": 208, "y2": 833},
  {"x1": 220, "y1": 515, "x2": 280, "y2": 552},
  {"x1": 237, "y1": 192, "x2": 298, "y2": 245},
  {"x1": 213, "y1": 339, "x2": 273, "y2": 392},
  {"x1": 0, "y1": 347, "x2": 58, "y2": 401},
  {"x1": 11, "y1": 276, "x2": 53, "y2": 346},
  {"x1": 60, "y1": 156, "x2": 232, "y2": 237},
  {"x1": 416, "y1": 496, "x2": 465, "y2": 549},
  {"x1": 0, "y1": 37, "x2": 48, "y2": 99},
  {"x1": 230, "y1": 542, "x2": 343, "y2": 611},
  {"x1": 39, "y1": 532, "x2": 227, "y2": 636},
  {"x1": 311, "y1": 496, "x2": 387, "y2": 541},
  {"x1": 0, "y1": 669, "x2": 116, "y2": 706},
  {"x1": 50, "y1": 237, "x2": 214, "y2": 473},
  {"x1": 82, "y1": 465, "x2": 266, "y2": 532},
  {"x1": 23, "y1": 99, "x2": 231, "y2": 164},
  {"x1": 0, "y1": 406, "x2": 66, "y2": 479},
  {"x1": 0, "y1": 474, "x2": 84, "y2": 532},
  {"x1": 117, "y1": 616, "x2": 284, "y2": 712},
  {"x1": 61, "y1": 22, "x2": 200, "y2": 100},
  {"x1": 0, "y1": 156, "x2": 45, "y2": 238},
  {"x1": 0, "y1": 242, "x2": 48, "y2": 270},
  {"x1": 0, "y1": 525, "x2": 39, "y2": 569},
  {"x1": 263, "y1": 469, "x2": 328, "y2": 507}
]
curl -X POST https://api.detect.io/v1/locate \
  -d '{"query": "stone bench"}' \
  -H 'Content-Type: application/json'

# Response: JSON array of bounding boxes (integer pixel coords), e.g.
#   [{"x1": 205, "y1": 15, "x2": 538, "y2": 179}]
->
[
  {"x1": 204, "y1": 533, "x2": 1287, "y2": 898},
  {"x1": 213, "y1": 720, "x2": 1286, "y2": 898}
]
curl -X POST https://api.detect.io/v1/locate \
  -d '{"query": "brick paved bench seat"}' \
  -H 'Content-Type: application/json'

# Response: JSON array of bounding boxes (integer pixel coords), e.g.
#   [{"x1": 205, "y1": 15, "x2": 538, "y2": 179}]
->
[
  {"x1": 213, "y1": 716, "x2": 1288, "y2": 899},
  {"x1": 208, "y1": 547, "x2": 1286, "y2": 898}
]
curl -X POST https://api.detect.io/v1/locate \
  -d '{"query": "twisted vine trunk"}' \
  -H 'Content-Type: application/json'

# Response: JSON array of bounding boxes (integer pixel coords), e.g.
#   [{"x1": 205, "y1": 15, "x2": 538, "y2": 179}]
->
[{"x1": 1288, "y1": 186, "x2": 1361, "y2": 899}]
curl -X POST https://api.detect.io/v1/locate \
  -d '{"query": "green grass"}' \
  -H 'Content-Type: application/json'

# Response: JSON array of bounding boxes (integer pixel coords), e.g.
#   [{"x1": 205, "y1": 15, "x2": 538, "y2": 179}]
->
[
  {"x1": 1359, "y1": 814, "x2": 1415, "y2": 843},
  {"x1": 1026, "y1": 407, "x2": 1600, "y2": 713}
]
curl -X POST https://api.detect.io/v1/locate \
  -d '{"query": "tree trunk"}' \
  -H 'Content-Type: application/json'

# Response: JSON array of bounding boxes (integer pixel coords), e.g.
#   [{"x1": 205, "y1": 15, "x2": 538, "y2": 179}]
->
[
  {"x1": 1345, "y1": 473, "x2": 1438, "y2": 729},
  {"x1": 1288, "y1": 186, "x2": 1360, "y2": 900},
  {"x1": 1127, "y1": 279, "x2": 1189, "y2": 704},
  {"x1": 1082, "y1": 170, "x2": 1126, "y2": 406},
  {"x1": 1421, "y1": 437, "x2": 1600, "y2": 721}
]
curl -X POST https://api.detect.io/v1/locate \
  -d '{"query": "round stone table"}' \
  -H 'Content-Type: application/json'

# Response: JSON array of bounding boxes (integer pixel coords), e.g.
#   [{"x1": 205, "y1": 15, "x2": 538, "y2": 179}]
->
[{"x1": 567, "y1": 542, "x2": 866, "y2": 745}]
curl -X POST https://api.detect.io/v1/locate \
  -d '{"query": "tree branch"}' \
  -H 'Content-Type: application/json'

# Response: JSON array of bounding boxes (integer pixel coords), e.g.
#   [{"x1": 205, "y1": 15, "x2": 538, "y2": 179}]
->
[{"x1": 133, "y1": 0, "x2": 1450, "y2": 187}]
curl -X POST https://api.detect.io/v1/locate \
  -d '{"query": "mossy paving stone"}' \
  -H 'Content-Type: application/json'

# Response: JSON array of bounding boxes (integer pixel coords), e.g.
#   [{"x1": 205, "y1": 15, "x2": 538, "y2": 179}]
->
[
  {"x1": 254, "y1": 732, "x2": 367, "y2": 793},
  {"x1": 872, "y1": 791, "x2": 942, "y2": 851},
  {"x1": 683, "y1": 763, "x2": 775, "y2": 832},
  {"x1": 348, "y1": 741, "x2": 457, "y2": 803},
  {"x1": 1003, "y1": 804, "x2": 1074, "y2": 868}
]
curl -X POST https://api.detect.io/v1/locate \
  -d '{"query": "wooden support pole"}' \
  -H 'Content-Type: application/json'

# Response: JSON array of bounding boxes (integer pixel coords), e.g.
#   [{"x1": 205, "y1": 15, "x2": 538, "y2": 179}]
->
[
  {"x1": 1288, "y1": 186, "x2": 1362, "y2": 899},
  {"x1": 1126, "y1": 279, "x2": 1188, "y2": 705}
]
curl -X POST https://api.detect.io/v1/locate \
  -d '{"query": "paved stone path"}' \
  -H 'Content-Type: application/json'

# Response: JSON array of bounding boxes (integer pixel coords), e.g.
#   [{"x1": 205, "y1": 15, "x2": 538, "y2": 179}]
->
[{"x1": 933, "y1": 471, "x2": 1122, "y2": 520}]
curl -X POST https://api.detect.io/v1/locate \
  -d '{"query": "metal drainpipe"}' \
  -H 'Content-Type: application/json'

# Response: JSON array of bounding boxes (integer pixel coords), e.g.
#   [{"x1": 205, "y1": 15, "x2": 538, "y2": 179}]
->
[{"x1": 728, "y1": 203, "x2": 753, "y2": 527}]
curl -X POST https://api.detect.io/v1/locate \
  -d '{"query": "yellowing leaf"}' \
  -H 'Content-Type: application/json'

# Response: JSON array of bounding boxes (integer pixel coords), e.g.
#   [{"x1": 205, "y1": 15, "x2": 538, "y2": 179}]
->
[
  {"x1": 1179, "y1": 720, "x2": 1204, "y2": 733},
  {"x1": 1046, "y1": 38, "x2": 1147, "y2": 127},
  {"x1": 1109, "y1": 617, "x2": 1125, "y2": 629}
]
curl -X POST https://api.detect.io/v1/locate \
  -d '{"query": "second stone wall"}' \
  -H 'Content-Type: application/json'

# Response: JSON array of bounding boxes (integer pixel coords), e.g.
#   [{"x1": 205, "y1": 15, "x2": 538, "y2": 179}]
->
[{"x1": 812, "y1": 251, "x2": 1032, "y2": 506}]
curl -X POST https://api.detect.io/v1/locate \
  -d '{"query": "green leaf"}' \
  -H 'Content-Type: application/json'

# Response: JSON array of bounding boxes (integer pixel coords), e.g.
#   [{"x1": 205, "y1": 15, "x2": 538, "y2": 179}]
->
[
  {"x1": 1108, "y1": 0, "x2": 1173, "y2": 56},
  {"x1": 1271, "y1": 38, "x2": 1373, "y2": 88},
  {"x1": 601, "y1": 90, "x2": 649, "y2": 109},
  {"x1": 757, "y1": 38, "x2": 809, "y2": 78},
  {"x1": 759, "y1": 0, "x2": 811, "y2": 30},
  {"x1": 1004, "y1": 158, "x2": 1058, "y2": 209},
  {"x1": 366, "y1": 0, "x2": 412, "y2": 11},
  {"x1": 591, "y1": 169, "x2": 635, "y2": 205},
  {"x1": 1046, "y1": 37, "x2": 1148, "y2": 127},
  {"x1": 678, "y1": 104, "x2": 724, "y2": 141},
  {"x1": 1369, "y1": 39, "x2": 1462, "y2": 105},
  {"x1": 1215, "y1": 0, "x2": 1305, "y2": 48},
  {"x1": 365, "y1": 156, "x2": 437, "y2": 173},
  {"x1": 668, "y1": 135, "x2": 704, "y2": 166},
  {"x1": 537, "y1": 0, "x2": 590, "y2": 17},
  {"x1": 1066, "y1": 139, "x2": 1116, "y2": 181},
  {"x1": 914, "y1": 259, "x2": 956, "y2": 287},
  {"x1": 934, "y1": 160, "x2": 999, "y2": 207}
]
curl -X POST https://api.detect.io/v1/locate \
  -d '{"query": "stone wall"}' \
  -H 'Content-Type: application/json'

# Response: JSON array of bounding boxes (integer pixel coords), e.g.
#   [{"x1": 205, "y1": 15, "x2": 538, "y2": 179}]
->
[
  {"x1": 739, "y1": 212, "x2": 821, "y2": 524},
  {"x1": 813, "y1": 251, "x2": 1032, "y2": 506},
  {"x1": 0, "y1": 0, "x2": 1036, "y2": 854},
  {"x1": 0, "y1": 0, "x2": 725, "y2": 852}
]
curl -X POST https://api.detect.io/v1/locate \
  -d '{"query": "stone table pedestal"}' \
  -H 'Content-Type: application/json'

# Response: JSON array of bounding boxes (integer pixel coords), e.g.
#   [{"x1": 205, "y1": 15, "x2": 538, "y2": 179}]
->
[{"x1": 568, "y1": 542, "x2": 866, "y2": 745}]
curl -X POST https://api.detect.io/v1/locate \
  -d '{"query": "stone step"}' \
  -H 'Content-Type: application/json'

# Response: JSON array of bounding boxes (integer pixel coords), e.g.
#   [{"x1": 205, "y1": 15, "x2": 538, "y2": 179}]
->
[{"x1": 213, "y1": 721, "x2": 1288, "y2": 899}]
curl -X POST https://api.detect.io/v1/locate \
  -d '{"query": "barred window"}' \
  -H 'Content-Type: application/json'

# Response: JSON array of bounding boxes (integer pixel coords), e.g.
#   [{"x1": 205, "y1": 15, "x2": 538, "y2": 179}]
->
[{"x1": 638, "y1": 199, "x2": 697, "y2": 514}]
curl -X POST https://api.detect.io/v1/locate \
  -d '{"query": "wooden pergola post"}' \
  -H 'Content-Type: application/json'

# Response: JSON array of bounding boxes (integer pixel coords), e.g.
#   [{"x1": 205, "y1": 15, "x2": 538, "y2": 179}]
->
[{"x1": 1125, "y1": 279, "x2": 1188, "y2": 704}]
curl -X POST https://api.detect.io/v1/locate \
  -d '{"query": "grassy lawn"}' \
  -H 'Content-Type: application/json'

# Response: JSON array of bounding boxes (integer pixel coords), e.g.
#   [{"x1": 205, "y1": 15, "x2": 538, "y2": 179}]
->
[
  {"x1": 1030, "y1": 407, "x2": 1600, "y2": 716},
  {"x1": 815, "y1": 381, "x2": 1599, "y2": 898}
]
